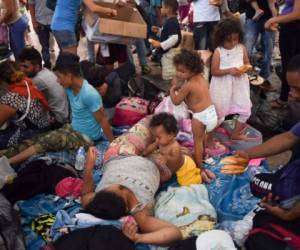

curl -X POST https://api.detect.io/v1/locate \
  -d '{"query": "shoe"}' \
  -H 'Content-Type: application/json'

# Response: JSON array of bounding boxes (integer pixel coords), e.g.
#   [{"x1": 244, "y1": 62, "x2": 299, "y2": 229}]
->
[{"x1": 141, "y1": 65, "x2": 152, "y2": 75}]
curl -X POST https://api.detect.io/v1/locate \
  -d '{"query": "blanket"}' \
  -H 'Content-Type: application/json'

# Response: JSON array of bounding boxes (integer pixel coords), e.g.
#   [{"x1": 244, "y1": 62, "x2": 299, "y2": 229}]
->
[{"x1": 204, "y1": 156, "x2": 270, "y2": 222}]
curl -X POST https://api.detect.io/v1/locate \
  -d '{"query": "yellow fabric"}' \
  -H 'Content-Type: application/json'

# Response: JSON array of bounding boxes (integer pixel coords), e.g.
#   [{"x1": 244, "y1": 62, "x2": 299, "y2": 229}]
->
[{"x1": 176, "y1": 155, "x2": 202, "y2": 186}]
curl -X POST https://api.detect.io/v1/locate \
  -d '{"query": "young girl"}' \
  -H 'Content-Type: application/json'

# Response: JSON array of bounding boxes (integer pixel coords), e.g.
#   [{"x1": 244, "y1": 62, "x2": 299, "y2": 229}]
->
[
  {"x1": 210, "y1": 18, "x2": 252, "y2": 140},
  {"x1": 170, "y1": 49, "x2": 218, "y2": 183}
]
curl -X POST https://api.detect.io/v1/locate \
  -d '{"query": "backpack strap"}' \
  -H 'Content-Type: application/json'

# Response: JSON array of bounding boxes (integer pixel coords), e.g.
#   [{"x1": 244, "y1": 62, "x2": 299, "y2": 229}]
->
[{"x1": 14, "y1": 80, "x2": 31, "y2": 123}]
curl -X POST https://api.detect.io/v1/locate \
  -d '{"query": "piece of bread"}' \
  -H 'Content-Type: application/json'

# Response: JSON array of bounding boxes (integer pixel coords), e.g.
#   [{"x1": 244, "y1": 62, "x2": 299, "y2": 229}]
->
[
  {"x1": 220, "y1": 156, "x2": 248, "y2": 165},
  {"x1": 238, "y1": 64, "x2": 253, "y2": 74}
]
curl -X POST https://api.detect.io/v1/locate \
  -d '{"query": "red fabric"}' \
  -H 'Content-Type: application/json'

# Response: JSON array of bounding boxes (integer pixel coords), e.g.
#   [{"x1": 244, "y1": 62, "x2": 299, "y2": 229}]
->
[{"x1": 8, "y1": 77, "x2": 49, "y2": 111}]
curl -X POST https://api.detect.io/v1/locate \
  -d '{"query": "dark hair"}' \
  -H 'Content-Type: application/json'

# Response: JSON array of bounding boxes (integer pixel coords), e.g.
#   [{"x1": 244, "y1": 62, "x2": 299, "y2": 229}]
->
[
  {"x1": 0, "y1": 60, "x2": 25, "y2": 84},
  {"x1": 84, "y1": 190, "x2": 127, "y2": 220},
  {"x1": 18, "y1": 47, "x2": 42, "y2": 67},
  {"x1": 53, "y1": 52, "x2": 81, "y2": 76},
  {"x1": 173, "y1": 49, "x2": 204, "y2": 74},
  {"x1": 150, "y1": 112, "x2": 179, "y2": 135},
  {"x1": 162, "y1": 0, "x2": 178, "y2": 14},
  {"x1": 80, "y1": 60, "x2": 108, "y2": 88},
  {"x1": 212, "y1": 18, "x2": 244, "y2": 50},
  {"x1": 287, "y1": 54, "x2": 300, "y2": 73}
]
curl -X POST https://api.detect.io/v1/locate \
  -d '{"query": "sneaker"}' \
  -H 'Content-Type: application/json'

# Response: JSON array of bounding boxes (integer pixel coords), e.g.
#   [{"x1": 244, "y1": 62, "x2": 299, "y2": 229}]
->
[{"x1": 141, "y1": 65, "x2": 152, "y2": 75}]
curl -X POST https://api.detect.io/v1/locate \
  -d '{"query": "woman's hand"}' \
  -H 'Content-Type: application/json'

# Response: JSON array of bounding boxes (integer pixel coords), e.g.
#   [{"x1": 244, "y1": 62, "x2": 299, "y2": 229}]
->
[
  {"x1": 265, "y1": 17, "x2": 279, "y2": 30},
  {"x1": 229, "y1": 67, "x2": 241, "y2": 76},
  {"x1": 85, "y1": 147, "x2": 97, "y2": 171},
  {"x1": 122, "y1": 219, "x2": 140, "y2": 243},
  {"x1": 105, "y1": 7, "x2": 117, "y2": 17}
]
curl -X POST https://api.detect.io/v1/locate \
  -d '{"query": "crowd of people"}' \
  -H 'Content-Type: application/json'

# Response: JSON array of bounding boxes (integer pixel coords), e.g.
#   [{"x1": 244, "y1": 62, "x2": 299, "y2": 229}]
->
[{"x1": 0, "y1": 0, "x2": 300, "y2": 249}]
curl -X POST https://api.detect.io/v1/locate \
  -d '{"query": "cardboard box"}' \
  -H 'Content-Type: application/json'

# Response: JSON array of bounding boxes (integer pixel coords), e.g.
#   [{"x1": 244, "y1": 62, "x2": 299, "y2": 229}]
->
[
  {"x1": 84, "y1": 2, "x2": 147, "y2": 39},
  {"x1": 180, "y1": 31, "x2": 194, "y2": 50}
]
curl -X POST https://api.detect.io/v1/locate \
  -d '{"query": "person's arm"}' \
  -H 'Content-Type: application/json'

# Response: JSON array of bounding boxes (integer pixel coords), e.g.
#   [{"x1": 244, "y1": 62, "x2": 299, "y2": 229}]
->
[
  {"x1": 265, "y1": 0, "x2": 300, "y2": 28},
  {"x1": 243, "y1": 131, "x2": 300, "y2": 159},
  {"x1": 242, "y1": 45, "x2": 251, "y2": 65},
  {"x1": 261, "y1": 193, "x2": 300, "y2": 221},
  {"x1": 0, "y1": 0, "x2": 15, "y2": 24},
  {"x1": 0, "y1": 104, "x2": 17, "y2": 127},
  {"x1": 123, "y1": 206, "x2": 182, "y2": 245},
  {"x1": 83, "y1": 0, "x2": 117, "y2": 16},
  {"x1": 93, "y1": 107, "x2": 114, "y2": 142},
  {"x1": 81, "y1": 147, "x2": 97, "y2": 207},
  {"x1": 143, "y1": 142, "x2": 158, "y2": 156},
  {"x1": 211, "y1": 49, "x2": 240, "y2": 76},
  {"x1": 169, "y1": 83, "x2": 190, "y2": 105},
  {"x1": 28, "y1": 2, "x2": 38, "y2": 32}
]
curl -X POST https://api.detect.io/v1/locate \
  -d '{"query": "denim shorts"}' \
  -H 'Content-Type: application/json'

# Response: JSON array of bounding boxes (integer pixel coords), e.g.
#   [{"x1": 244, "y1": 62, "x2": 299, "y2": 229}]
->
[{"x1": 52, "y1": 30, "x2": 77, "y2": 49}]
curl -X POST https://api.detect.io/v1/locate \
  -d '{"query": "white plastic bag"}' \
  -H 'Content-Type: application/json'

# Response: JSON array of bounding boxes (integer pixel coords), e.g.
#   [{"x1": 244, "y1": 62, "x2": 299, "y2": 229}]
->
[{"x1": 155, "y1": 96, "x2": 189, "y2": 121}]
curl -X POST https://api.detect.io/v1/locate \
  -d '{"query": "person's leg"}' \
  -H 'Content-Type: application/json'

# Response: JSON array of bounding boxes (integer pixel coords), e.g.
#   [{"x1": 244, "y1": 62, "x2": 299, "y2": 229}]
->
[
  {"x1": 278, "y1": 24, "x2": 295, "y2": 103},
  {"x1": 52, "y1": 30, "x2": 78, "y2": 55},
  {"x1": 260, "y1": 26, "x2": 274, "y2": 79},
  {"x1": 206, "y1": 21, "x2": 218, "y2": 50},
  {"x1": 244, "y1": 19, "x2": 260, "y2": 61},
  {"x1": 193, "y1": 22, "x2": 207, "y2": 50},
  {"x1": 9, "y1": 145, "x2": 37, "y2": 165},
  {"x1": 36, "y1": 23, "x2": 51, "y2": 68},
  {"x1": 191, "y1": 118, "x2": 206, "y2": 169},
  {"x1": 9, "y1": 16, "x2": 28, "y2": 59}
]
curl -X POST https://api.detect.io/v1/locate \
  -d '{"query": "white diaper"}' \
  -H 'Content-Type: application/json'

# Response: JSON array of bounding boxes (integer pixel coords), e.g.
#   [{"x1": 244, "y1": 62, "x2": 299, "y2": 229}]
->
[{"x1": 192, "y1": 105, "x2": 218, "y2": 132}]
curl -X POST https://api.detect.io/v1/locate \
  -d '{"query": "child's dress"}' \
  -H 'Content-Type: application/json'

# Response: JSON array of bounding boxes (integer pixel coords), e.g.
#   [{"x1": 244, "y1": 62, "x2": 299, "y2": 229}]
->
[{"x1": 209, "y1": 44, "x2": 252, "y2": 123}]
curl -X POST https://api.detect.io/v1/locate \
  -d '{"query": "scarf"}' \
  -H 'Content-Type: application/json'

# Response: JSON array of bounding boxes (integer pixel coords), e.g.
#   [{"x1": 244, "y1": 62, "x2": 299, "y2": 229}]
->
[{"x1": 8, "y1": 77, "x2": 49, "y2": 111}]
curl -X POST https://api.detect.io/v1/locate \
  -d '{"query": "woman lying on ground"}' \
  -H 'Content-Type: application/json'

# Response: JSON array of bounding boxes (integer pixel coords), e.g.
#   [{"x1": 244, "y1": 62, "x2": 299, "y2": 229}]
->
[{"x1": 81, "y1": 147, "x2": 182, "y2": 246}]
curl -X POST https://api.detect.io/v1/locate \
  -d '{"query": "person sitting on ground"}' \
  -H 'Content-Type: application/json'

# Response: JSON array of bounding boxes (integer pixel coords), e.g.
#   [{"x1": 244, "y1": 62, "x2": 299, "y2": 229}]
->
[
  {"x1": 18, "y1": 47, "x2": 69, "y2": 126},
  {"x1": 80, "y1": 60, "x2": 136, "y2": 119},
  {"x1": 149, "y1": 0, "x2": 181, "y2": 80},
  {"x1": 81, "y1": 147, "x2": 182, "y2": 245},
  {"x1": 170, "y1": 49, "x2": 218, "y2": 183},
  {"x1": 143, "y1": 113, "x2": 202, "y2": 186},
  {"x1": 0, "y1": 53, "x2": 114, "y2": 164},
  {"x1": 0, "y1": 60, "x2": 50, "y2": 149}
]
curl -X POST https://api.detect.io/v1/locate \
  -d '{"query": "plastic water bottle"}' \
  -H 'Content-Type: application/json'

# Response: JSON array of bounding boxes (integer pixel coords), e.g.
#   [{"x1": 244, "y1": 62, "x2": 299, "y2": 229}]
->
[{"x1": 75, "y1": 147, "x2": 85, "y2": 171}]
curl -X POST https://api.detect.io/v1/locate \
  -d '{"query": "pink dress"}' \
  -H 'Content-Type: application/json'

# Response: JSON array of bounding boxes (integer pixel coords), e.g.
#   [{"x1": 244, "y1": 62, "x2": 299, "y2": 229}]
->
[{"x1": 209, "y1": 44, "x2": 252, "y2": 123}]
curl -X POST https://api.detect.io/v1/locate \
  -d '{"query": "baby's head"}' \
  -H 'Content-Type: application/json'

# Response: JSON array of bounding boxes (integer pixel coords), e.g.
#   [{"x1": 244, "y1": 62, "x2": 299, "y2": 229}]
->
[
  {"x1": 150, "y1": 113, "x2": 179, "y2": 146},
  {"x1": 212, "y1": 18, "x2": 244, "y2": 50},
  {"x1": 173, "y1": 49, "x2": 204, "y2": 80}
]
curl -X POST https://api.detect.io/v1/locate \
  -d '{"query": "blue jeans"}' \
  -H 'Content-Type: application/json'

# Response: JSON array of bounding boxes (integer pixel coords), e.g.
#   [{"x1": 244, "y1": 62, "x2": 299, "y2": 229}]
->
[
  {"x1": 8, "y1": 15, "x2": 28, "y2": 58},
  {"x1": 86, "y1": 39, "x2": 96, "y2": 63},
  {"x1": 245, "y1": 18, "x2": 274, "y2": 79},
  {"x1": 193, "y1": 21, "x2": 218, "y2": 50},
  {"x1": 127, "y1": 39, "x2": 148, "y2": 67},
  {"x1": 52, "y1": 30, "x2": 77, "y2": 50},
  {"x1": 36, "y1": 23, "x2": 51, "y2": 67}
]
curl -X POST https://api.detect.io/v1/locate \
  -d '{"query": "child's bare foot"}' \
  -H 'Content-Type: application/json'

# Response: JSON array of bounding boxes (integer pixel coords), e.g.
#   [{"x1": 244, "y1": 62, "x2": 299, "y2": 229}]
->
[
  {"x1": 231, "y1": 133, "x2": 249, "y2": 141},
  {"x1": 252, "y1": 9, "x2": 264, "y2": 20}
]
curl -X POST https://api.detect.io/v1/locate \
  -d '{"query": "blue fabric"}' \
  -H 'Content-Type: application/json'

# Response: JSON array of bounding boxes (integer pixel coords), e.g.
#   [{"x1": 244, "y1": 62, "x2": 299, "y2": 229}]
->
[
  {"x1": 17, "y1": 194, "x2": 81, "y2": 250},
  {"x1": 50, "y1": 210, "x2": 122, "y2": 241},
  {"x1": 66, "y1": 80, "x2": 103, "y2": 141},
  {"x1": 204, "y1": 156, "x2": 270, "y2": 222},
  {"x1": 51, "y1": 0, "x2": 81, "y2": 32},
  {"x1": 292, "y1": 122, "x2": 300, "y2": 137},
  {"x1": 8, "y1": 15, "x2": 28, "y2": 58}
]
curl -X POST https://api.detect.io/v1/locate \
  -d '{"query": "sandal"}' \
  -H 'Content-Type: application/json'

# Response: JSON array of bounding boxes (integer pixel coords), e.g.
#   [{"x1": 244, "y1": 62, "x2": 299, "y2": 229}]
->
[
  {"x1": 270, "y1": 99, "x2": 288, "y2": 109},
  {"x1": 258, "y1": 80, "x2": 276, "y2": 92}
]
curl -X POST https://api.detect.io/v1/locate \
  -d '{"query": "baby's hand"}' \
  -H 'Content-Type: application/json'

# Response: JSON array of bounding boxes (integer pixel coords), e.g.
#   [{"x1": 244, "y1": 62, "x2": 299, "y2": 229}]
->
[
  {"x1": 229, "y1": 67, "x2": 241, "y2": 76},
  {"x1": 148, "y1": 39, "x2": 160, "y2": 48},
  {"x1": 122, "y1": 218, "x2": 140, "y2": 242}
]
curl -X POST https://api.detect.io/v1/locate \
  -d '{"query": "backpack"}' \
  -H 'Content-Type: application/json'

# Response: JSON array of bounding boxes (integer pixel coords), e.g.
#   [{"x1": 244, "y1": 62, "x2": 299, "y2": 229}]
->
[
  {"x1": 112, "y1": 97, "x2": 149, "y2": 126},
  {"x1": 247, "y1": 224, "x2": 300, "y2": 250}
]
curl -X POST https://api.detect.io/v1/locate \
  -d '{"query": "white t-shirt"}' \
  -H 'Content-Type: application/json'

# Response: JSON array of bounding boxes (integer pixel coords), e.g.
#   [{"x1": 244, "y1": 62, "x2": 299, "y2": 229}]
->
[{"x1": 193, "y1": 0, "x2": 220, "y2": 23}]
